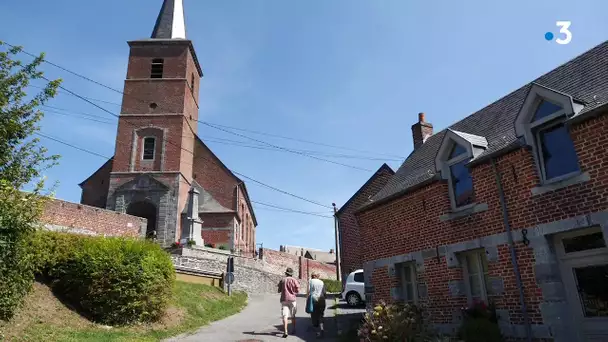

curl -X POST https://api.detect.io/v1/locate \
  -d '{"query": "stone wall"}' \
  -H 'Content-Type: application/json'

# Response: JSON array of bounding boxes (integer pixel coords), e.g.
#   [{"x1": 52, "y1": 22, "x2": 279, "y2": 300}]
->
[
  {"x1": 41, "y1": 198, "x2": 146, "y2": 237},
  {"x1": 171, "y1": 246, "x2": 337, "y2": 294}
]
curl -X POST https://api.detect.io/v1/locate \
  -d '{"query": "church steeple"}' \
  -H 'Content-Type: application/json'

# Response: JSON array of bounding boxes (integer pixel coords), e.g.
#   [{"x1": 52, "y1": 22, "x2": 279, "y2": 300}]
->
[{"x1": 151, "y1": 0, "x2": 186, "y2": 39}]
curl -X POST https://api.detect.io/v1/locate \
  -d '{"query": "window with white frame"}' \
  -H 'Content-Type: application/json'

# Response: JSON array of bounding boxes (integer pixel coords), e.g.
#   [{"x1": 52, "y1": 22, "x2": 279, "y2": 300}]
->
[
  {"x1": 142, "y1": 137, "x2": 156, "y2": 160},
  {"x1": 461, "y1": 250, "x2": 490, "y2": 304},
  {"x1": 398, "y1": 262, "x2": 418, "y2": 303},
  {"x1": 514, "y1": 84, "x2": 583, "y2": 184}
]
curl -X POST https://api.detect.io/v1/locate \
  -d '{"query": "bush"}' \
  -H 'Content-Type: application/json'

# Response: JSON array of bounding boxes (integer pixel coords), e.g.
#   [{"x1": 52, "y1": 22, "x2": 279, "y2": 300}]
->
[
  {"x1": 0, "y1": 186, "x2": 47, "y2": 321},
  {"x1": 25, "y1": 229, "x2": 84, "y2": 277},
  {"x1": 27, "y1": 230, "x2": 175, "y2": 325},
  {"x1": 322, "y1": 279, "x2": 342, "y2": 293},
  {"x1": 358, "y1": 300, "x2": 429, "y2": 341}
]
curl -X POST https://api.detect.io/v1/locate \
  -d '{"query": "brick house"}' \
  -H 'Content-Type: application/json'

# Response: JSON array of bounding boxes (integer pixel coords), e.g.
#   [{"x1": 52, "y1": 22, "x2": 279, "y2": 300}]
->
[
  {"x1": 336, "y1": 163, "x2": 394, "y2": 281},
  {"x1": 355, "y1": 41, "x2": 608, "y2": 341},
  {"x1": 79, "y1": 0, "x2": 257, "y2": 255}
]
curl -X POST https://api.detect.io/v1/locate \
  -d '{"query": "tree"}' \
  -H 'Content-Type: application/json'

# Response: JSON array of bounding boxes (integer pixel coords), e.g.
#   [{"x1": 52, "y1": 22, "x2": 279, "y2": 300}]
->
[{"x1": 0, "y1": 41, "x2": 61, "y2": 321}]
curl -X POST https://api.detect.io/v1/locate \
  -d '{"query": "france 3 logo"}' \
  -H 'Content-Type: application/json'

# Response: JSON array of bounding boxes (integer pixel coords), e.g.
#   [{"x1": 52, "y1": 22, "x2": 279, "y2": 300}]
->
[{"x1": 545, "y1": 21, "x2": 572, "y2": 45}]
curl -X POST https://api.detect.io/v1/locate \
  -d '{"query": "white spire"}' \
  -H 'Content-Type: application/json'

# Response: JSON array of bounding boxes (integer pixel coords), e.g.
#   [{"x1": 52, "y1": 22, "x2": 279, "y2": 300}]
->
[
  {"x1": 171, "y1": 0, "x2": 186, "y2": 39},
  {"x1": 151, "y1": 0, "x2": 187, "y2": 40}
]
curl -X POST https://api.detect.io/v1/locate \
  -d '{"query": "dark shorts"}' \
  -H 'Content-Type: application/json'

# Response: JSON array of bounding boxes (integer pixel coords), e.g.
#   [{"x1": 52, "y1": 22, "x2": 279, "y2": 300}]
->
[{"x1": 311, "y1": 297, "x2": 326, "y2": 327}]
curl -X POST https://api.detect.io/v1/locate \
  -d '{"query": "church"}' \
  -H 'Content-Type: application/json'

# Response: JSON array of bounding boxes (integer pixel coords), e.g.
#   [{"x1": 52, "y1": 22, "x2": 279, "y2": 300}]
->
[{"x1": 78, "y1": 0, "x2": 257, "y2": 256}]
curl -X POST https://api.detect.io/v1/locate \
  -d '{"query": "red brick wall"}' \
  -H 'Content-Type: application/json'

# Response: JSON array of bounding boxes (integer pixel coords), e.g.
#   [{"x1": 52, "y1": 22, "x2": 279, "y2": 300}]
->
[
  {"x1": 112, "y1": 115, "x2": 188, "y2": 173},
  {"x1": 262, "y1": 248, "x2": 337, "y2": 280},
  {"x1": 201, "y1": 212, "x2": 234, "y2": 228},
  {"x1": 113, "y1": 41, "x2": 199, "y2": 182},
  {"x1": 357, "y1": 112, "x2": 608, "y2": 325},
  {"x1": 263, "y1": 248, "x2": 300, "y2": 276},
  {"x1": 337, "y1": 165, "x2": 394, "y2": 280},
  {"x1": 300, "y1": 258, "x2": 337, "y2": 280},
  {"x1": 80, "y1": 159, "x2": 112, "y2": 209},
  {"x1": 202, "y1": 230, "x2": 231, "y2": 248},
  {"x1": 237, "y1": 184, "x2": 255, "y2": 255},
  {"x1": 132, "y1": 127, "x2": 164, "y2": 172},
  {"x1": 192, "y1": 139, "x2": 238, "y2": 211},
  {"x1": 41, "y1": 198, "x2": 145, "y2": 237}
]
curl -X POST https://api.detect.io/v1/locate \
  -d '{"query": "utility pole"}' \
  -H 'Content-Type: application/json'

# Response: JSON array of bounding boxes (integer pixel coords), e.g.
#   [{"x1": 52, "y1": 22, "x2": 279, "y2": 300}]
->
[{"x1": 332, "y1": 203, "x2": 342, "y2": 282}]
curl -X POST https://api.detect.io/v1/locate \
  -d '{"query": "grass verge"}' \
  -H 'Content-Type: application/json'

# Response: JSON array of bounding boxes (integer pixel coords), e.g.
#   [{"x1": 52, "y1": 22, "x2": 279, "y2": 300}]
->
[{"x1": 0, "y1": 281, "x2": 247, "y2": 342}]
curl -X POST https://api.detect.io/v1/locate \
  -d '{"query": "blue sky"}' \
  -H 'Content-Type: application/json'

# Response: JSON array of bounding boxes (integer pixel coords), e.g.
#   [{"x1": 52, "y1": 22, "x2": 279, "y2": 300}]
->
[{"x1": 2, "y1": 0, "x2": 607, "y2": 251}]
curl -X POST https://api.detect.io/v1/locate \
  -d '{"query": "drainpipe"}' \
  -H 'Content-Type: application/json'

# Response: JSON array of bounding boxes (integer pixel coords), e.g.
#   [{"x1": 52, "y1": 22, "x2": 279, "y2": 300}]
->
[{"x1": 491, "y1": 158, "x2": 532, "y2": 342}]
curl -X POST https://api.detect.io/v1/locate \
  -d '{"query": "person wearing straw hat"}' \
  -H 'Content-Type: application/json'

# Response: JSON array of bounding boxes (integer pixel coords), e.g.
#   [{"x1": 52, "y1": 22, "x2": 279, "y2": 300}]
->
[{"x1": 278, "y1": 267, "x2": 300, "y2": 338}]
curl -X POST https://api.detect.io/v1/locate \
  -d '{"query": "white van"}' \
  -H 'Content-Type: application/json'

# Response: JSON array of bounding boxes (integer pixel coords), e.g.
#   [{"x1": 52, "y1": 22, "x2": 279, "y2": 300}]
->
[{"x1": 341, "y1": 269, "x2": 366, "y2": 306}]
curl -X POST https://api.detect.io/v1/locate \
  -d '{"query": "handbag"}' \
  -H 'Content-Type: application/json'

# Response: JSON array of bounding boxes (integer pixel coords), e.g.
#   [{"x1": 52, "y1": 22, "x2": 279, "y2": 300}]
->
[{"x1": 305, "y1": 280, "x2": 314, "y2": 314}]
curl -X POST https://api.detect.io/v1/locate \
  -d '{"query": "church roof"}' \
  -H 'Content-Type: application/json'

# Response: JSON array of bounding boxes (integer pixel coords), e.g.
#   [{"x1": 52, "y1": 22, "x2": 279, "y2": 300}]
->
[{"x1": 151, "y1": 0, "x2": 186, "y2": 39}]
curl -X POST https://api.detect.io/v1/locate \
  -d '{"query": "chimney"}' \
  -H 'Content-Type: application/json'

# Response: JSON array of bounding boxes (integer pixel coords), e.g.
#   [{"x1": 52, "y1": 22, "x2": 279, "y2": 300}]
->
[{"x1": 411, "y1": 112, "x2": 433, "y2": 149}]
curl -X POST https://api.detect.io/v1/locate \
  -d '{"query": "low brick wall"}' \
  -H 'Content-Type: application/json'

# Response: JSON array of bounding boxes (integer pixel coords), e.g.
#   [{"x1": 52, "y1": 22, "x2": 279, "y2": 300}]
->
[
  {"x1": 300, "y1": 257, "x2": 337, "y2": 280},
  {"x1": 262, "y1": 248, "x2": 301, "y2": 276},
  {"x1": 171, "y1": 246, "x2": 337, "y2": 295},
  {"x1": 262, "y1": 248, "x2": 337, "y2": 280},
  {"x1": 40, "y1": 198, "x2": 146, "y2": 237}
]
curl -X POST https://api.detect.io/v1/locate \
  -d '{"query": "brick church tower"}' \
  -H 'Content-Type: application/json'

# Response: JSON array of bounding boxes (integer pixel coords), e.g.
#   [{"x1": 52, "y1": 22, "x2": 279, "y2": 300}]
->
[{"x1": 80, "y1": 0, "x2": 257, "y2": 252}]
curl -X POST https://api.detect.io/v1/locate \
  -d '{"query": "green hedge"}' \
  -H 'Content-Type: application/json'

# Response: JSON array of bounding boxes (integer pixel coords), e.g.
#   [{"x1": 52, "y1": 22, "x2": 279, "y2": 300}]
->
[
  {"x1": 25, "y1": 230, "x2": 175, "y2": 325},
  {"x1": 322, "y1": 279, "x2": 342, "y2": 293}
]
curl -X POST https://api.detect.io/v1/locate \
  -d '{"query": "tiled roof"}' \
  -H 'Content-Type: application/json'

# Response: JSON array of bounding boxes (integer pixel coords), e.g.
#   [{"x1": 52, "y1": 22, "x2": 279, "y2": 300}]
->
[
  {"x1": 370, "y1": 40, "x2": 608, "y2": 205},
  {"x1": 335, "y1": 163, "x2": 394, "y2": 217}
]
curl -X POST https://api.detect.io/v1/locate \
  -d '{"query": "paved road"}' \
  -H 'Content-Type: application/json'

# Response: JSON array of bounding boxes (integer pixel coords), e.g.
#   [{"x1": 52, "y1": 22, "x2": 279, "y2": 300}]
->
[{"x1": 165, "y1": 294, "x2": 359, "y2": 342}]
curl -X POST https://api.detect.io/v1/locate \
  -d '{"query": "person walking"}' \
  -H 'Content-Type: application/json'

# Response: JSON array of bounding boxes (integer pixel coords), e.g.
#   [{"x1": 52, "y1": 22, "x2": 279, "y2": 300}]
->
[
  {"x1": 307, "y1": 272, "x2": 327, "y2": 338},
  {"x1": 278, "y1": 267, "x2": 300, "y2": 338}
]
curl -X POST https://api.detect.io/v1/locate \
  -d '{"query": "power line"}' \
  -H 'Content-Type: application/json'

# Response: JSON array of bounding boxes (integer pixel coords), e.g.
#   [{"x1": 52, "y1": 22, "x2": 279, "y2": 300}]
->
[
  {"x1": 36, "y1": 132, "x2": 332, "y2": 218},
  {"x1": 252, "y1": 201, "x2": 333, "y2": 218},
  {"x1": 200, "y1": 122, "x2": 406, "y2": 159},
  {"x1": 29, "y1": 84, "x2": 122, "y2": 107},
  {"x1": 38, "y1": 77, "x2": 332, "y2": 209},
  {"x1": 44, "y1": 108, "x2": 116, "y2": 125},
  {"x1": 201, "y1": 121, "x2": 374, "y2": 172},
  {"x1": 5, "y1": 42, "x2": 402, "y2": 160},
  {"x1": 35, "y1": 132, "x2": 111, "y2": 159},
  {"x1": 42, "y1": 105, "x2": 117, "y2": 121},
  {"x1": 42, "y1": 105, "x2": 399, "y2": 161},
  {"x1": 4, "y1": 41, "x2": 127, "y2": 99}
]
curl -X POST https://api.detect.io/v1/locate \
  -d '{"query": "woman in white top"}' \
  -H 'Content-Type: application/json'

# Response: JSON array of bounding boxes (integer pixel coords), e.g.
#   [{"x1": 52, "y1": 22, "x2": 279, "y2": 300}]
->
[{"x1": 308, "y1": 272, "x2": 327, "y2": 338}]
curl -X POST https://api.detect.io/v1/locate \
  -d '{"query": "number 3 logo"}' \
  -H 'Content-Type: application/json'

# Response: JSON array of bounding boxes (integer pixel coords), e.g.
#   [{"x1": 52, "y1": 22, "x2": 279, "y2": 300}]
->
[{"x1": 556, "y1": 21, "x2": 572, "y2": 45}]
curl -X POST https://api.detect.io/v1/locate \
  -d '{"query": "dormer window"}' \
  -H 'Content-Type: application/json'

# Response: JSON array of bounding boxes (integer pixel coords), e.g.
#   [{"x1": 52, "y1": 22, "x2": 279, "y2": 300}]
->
[
  {"x1": 435, "y1": 129, "x2": 488, "y2": 210},
  {"x1": 151, "y1": 58, "x2": 164, "y2": 78},
  {"x1": 448, "y1": 152, "x2": 474, "y2": 208},
  {"x1": 515, "y1": 84, "x2": 583, "y2": 184},
  {"x1": 142, "y1": 137, "x2": 156, "y2": 160}
]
